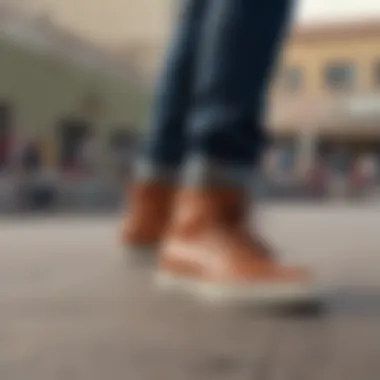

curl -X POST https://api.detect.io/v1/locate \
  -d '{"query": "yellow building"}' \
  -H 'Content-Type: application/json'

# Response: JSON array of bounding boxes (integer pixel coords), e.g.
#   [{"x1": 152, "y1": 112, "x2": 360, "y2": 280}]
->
[{"x1": 270, "y1": 20, "x2": 380, "y2": 159}]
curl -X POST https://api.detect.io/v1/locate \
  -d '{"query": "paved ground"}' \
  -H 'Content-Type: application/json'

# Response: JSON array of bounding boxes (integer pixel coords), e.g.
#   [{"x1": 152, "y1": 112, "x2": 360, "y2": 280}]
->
[{"x1": 1, "y1": 205, "x2": 380, "y2": 380}]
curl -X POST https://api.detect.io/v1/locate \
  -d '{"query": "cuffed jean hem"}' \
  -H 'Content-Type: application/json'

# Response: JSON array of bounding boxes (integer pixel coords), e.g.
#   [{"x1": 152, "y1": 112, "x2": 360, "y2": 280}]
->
[
  {"x1": 181, "y1": 155, "x2": 254, "y2": 190},
  {"x1": 133, "y1": 158, "x2": 180, "y2": 184}
]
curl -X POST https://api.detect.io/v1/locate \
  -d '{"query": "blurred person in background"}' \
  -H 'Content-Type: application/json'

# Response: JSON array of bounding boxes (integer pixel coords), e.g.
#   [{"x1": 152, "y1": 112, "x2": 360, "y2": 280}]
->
[
  {"x1": 78, "y1": 129, "x2": 98, "y2": 176},
  {"x1": 0, "y1": 103, "x2": 15, "y2": 211},
  {"x1": 17, "y1": 136, "x2": 57, "y2": 211},
  {"x1": 328, "y1": 146, "x2": 351, "y2": 199},
  {"x1": 122, "y1": 0, "x2": 314, "y2": 303},
  {"x1": 0, "y1": 130, "x2": 11, "y2": 173},
  {"x1": 110, "y1": 128, "x2": 136, "y2": 187},
  {"x1": 21, "y1": 138, "x2": 42, "y2": 174},
  {"x1": 359, "y1": 153, "x2": 378, "y2": 188},
  {"x1": 0, "y1": 102, "x2": 13, "y2": 173},
  {"x1": 306, "y1": 157, "x2": 328, "y2": 200},
  {"x1": 350, "y1": 153, "x2": 378, "y2": 197}
]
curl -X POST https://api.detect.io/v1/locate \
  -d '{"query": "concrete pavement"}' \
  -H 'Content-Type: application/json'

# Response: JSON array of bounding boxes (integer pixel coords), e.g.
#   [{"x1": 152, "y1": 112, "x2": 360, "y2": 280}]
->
[{"x1": 1, "y1": 205, "x2": 380, "y2": 379}]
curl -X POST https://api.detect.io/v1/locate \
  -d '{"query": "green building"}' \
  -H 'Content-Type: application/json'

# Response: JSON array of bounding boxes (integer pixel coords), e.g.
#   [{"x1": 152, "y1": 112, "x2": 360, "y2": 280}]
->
[{"x1": 0, "y1": 18, "x2": 149, "y2": 168}]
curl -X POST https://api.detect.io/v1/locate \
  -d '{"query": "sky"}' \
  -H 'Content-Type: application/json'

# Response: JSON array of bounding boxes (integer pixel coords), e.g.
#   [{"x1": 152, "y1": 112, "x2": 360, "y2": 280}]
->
[{"x1": 297, "y1": 0, "x2": 380, "y2": 23}]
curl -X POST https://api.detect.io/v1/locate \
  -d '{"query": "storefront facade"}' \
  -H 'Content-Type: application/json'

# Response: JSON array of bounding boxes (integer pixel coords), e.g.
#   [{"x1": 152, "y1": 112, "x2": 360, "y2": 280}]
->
[{"x1": 268, "y1": 20, "x2": 380, "y2": 176}]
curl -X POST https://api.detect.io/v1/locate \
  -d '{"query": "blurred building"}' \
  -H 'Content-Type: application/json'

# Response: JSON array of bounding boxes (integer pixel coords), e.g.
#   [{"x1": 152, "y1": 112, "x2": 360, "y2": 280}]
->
[
  {"x1": 2, "y1": 3, "x2": 380, "y2": 177},
  {"x1": 270, "y1": 20, "x2": 380, "y2": 173},
  {"x1": 4, "y1": 0, "x2": 176, "y2": 82},
  {"x1": 0, "y1": 4, "x2": 149, "y2": 172}
]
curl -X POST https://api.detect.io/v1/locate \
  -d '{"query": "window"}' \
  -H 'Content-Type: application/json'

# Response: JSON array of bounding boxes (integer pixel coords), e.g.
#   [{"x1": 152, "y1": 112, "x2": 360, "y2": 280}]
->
[
  {"x1": 280, "y1": 67, "x2": 303, "y2": 92},
  {"x1": 324, "y1": 62, "x2": 356, "y2": 91}
]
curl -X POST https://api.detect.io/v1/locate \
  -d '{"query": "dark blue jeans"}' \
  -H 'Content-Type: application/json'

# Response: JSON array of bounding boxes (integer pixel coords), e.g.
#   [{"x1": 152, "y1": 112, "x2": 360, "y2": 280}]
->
[{"x1": 140, "y1": 0, "x2": 293, "y2": 184}]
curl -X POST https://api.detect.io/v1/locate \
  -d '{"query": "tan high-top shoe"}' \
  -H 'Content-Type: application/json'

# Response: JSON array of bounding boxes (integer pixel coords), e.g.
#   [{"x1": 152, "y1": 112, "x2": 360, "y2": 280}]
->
[
  {"x1": 157, "y1": 188, "x2": 315, "y2": 304},
  {"x1": 122, "y1": 181, "x2": 175, "y2": 256}
]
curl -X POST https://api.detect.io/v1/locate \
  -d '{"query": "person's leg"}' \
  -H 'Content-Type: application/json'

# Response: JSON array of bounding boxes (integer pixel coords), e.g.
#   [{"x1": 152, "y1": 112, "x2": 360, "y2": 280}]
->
[
  {"x1": 159, "y1": 0, "x2": 315, "y2": 303},
  {"x1": 184, "y1": 0, "x2": 293, "y2": 185},
  {"x1": 137, "y1": 0, "x2": 208, "y2": 180},
  {"x1": 123, "y1": 0, "x2": 208, "y2": 251}
]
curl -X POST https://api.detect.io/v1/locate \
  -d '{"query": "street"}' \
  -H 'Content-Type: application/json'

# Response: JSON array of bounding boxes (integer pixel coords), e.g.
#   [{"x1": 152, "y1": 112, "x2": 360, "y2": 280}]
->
[{"x1": 1, "y1": 205, "x2": 380, "y2": 379}]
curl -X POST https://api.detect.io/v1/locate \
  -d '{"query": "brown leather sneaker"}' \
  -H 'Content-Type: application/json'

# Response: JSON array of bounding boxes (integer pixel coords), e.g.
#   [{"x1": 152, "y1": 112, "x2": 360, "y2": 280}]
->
[
  {"x1": 157, "y1": 188, "x2": 315, "y2": 304},
  {"x1": 122, "y1": 181, "x2": 175, "y2": 254}
]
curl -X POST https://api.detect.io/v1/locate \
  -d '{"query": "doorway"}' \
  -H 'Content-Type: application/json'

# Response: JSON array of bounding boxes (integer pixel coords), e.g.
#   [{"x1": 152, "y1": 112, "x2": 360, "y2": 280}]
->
[{"x1": 57, "y1": 117, "x2": 92, "y2": 171}]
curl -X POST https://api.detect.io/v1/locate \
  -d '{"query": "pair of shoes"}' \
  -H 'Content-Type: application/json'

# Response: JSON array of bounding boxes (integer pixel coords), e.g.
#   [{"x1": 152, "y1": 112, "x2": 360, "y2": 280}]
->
[{"x1": 122, "y1": 181, "x2": 316, "y2": 304}]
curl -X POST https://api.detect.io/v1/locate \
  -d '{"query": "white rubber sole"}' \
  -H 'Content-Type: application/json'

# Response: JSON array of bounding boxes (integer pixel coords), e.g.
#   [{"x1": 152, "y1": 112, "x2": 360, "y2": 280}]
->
[{"x1": 156, "y1": 271, "x2": 320, "y2": 305}]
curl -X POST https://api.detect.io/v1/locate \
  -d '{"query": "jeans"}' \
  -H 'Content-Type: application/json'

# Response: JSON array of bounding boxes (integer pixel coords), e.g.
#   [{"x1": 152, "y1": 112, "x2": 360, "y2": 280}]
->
[{"x1": 140, "y1": 0, "x2": 293, "y2": 186}]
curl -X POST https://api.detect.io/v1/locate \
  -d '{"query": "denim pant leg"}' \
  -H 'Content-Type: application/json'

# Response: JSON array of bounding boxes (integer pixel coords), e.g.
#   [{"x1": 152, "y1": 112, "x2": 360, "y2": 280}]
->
[
  {"x1": 184, "y1": 0, "x2": 293, "y2": 188},
  {"x1": 137, "y1": 0, "x2": 208, "y2": 181}
]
